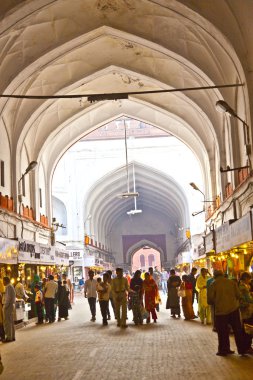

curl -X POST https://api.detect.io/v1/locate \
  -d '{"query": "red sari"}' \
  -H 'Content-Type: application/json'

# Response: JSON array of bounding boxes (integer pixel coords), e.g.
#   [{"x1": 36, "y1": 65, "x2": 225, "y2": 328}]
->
[{"x1": 143, "y1": 278, "x2": 158, "y2": 321}]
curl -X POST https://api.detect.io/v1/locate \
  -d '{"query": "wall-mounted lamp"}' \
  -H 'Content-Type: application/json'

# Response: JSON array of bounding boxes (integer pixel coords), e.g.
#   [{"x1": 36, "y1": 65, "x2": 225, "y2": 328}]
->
[
  {"x1": 18, "y1": 161, "x2": 38, "y2": 209},
  {"x1": 51, "y1": 218, "x2": 66, "y2": 246},
  {"x1": 189, "y1": 182, "x2": 204, "y2": 196},
  {"x1": 216, "y1": 99, "x2": 251, "y2": 167},
  {"x1": 192, "y1": 210, "x2": 205, "y2": 217},
  {"x1": 190, "y1": 183, "x2": 205, "y2": 217}
]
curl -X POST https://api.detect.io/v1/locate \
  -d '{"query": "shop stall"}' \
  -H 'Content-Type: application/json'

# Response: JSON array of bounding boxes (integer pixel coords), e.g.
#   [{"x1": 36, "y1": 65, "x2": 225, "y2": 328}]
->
[
  {"x1": 68, "y1": 249, "x2": 84, "y2": 286},
  {"x1": 203, "y1": 212, "x2": 253, "y2": 278},
  {"x1": 0, "y1": 237, "x2": 18, "y2": 280},
  {"x1": 54, "y1": 246, "x2": 70, "y2": 277},
  {"x1": 175, "y1": 251, "x2": 192, "y2": 274},
  {"x1": 18, "y1": 239, "x2": 56, "y2": 318}
]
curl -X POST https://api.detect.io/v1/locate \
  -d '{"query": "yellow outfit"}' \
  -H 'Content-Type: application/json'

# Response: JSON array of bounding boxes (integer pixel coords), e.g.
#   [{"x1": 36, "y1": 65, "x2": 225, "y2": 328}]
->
[{"x1": 196, "y1": 275, "x2": 211, "y2": 324}]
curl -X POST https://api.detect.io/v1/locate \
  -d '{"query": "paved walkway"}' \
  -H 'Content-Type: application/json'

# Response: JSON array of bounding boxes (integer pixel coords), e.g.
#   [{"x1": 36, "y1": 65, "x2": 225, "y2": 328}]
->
[{"x1": 0, "y1": 293, "x2": 252, "y2": 380}]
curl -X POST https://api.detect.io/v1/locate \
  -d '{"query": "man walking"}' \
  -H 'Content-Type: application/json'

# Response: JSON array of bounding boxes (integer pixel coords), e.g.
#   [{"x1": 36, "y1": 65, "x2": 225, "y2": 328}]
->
[
  {"x1": 97, "y1": 273, "x2": 111, "y2": 326},
  {"x1": 84, "y1": 270, "x2": 97, "y2": 322},
  {"x1": 111, "y1": 268, "x2": 129, "y2": 328},
  {"x1": 2, "y1": 277, "x2": 16, "y2": 342},
  {"x1": 160, "y1": 268, "x2": 169, "y2": 294},
  {"x1": 44, "y1": 275, "x2": 58, "y2": 323},
  {"x1": 207, "y1": 270, "x2": 245, "y2": 356},
  {"x1": 188, "y1": 267, "x2": 198, "y2": 304}
]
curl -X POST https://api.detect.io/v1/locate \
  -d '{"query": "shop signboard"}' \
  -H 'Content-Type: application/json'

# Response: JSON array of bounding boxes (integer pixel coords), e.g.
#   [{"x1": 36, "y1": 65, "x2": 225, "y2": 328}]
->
[
  {"x1": 18, "y1": 239, "x2": 40, "y2": 264},
  {"x1": 69, "y1": 250, "x2": 83, "y2": 260},
  {"x1": 204, "y1": 231, "x2": 214, "y2": 253},
  {"x1": 215, "y1": 223, "x2": 230, "y2": 253},
  {"x1": 83, "y1": 256, "x2": 95, "y2": 267},
  {"x1": 18, "y1": 240, "x2": 55, "y2": 264},
  {"x1": 0, "y1": 238, "x2": 18, "y2": 264},
  {"x1": 54, "y1": 247, "x2": 69, "y2": 266},
  {"x1": 40, "y1": 244, "x2": 54, "y2": 264},
  {"x1": 230, "y1": 213, "x2": 252, "y2": 247},
  {"x1": 215, "y1": 213, "x2": 252, "y2": 253}
]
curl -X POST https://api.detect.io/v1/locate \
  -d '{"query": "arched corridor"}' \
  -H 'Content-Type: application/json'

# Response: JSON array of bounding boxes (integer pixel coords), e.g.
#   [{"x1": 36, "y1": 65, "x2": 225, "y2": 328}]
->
[
  {"x1": 1, "y1": 1, "x2": 253, "y2": 378},
  {"x1": 1, "y1": 294, "x2": 252, "y2": 380}
]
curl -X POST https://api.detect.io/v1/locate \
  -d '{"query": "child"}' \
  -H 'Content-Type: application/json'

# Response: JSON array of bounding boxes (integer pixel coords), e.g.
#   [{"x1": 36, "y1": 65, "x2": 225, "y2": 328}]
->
[
  {"x1": 34, "y1": 284, "x2": 44, "y2": 324},
  {"x1": 131, "y1": 285, "x2": 143, "y2": 325}
]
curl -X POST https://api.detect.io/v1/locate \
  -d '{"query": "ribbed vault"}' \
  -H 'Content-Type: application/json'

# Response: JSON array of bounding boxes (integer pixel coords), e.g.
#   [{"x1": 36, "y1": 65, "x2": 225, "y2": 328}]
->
[
  {"x1": 0, "y1": 0, "x2": 251, "y2": 228},
  {"x1": 85, "y1": 161, "x2": 189, "y2": 248}
]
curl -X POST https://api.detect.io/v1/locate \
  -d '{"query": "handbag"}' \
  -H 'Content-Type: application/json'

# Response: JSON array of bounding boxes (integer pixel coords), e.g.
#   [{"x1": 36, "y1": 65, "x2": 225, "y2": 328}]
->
[
  {"x1": 177, "y1": 289, "x2": 186, "y2": 298},
  {"x1": 140, "y1": 305, "x2": 149, "y2": 319}
]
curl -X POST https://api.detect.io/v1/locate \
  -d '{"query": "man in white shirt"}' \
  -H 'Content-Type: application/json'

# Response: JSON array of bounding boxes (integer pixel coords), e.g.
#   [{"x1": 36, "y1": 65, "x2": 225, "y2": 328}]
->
[
  {"x1": 84, "y1": 270, "x2": 97, "y2": 322},
  {"x1": 44, "y1": 275, "x2": 58, "y2": 323},
  {"x1": 2, "y1": 277, "x2": 16, "y2": 342}
]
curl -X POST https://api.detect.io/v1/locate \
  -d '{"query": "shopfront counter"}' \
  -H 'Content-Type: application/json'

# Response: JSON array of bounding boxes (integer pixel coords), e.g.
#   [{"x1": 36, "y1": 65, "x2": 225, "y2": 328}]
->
[{"x1": 15, "y1": 300, "x2": 25, "y2": 322}]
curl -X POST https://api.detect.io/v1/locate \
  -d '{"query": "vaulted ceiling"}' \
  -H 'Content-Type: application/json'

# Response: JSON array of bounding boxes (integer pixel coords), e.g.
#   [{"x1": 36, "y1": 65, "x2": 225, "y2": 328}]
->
[
  {"x1": 85, "y1": 161, "x2": 189, "y2": 240},
  {"x1": 0, "y1": 0, "x2": 252, "y2": 239}
]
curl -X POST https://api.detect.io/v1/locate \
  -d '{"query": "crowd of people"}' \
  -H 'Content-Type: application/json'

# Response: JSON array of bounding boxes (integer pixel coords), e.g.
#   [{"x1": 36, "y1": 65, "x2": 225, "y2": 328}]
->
[
  {"x1": 84, "y1": 266, "x2": 253, "y2": 357},
  {"x1": 0, "y1": 265, "x2": 252, "y2": 360},
  {"x1": 0, "y1": 272, "x2": 74, "y2": 344}
]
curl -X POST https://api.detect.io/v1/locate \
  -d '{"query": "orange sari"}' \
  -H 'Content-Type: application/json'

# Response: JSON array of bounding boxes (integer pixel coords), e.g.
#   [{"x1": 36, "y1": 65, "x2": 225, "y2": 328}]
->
[
  {"x1": 143, "y1": 278, "x2": 158, "y2": 312},
  {"x1": 181, "y1": 282, "x2": 195, "y2": 320}
]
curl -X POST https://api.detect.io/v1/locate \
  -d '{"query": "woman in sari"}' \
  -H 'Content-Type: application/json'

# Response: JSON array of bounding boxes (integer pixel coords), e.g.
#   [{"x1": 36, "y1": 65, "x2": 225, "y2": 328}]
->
[
  {"x1": 142, "y1": 272, "x2": 158, "y2": 323},
  {"x1": 196, "y1": 268, "x2": 211, "y2": 324},
  {"x1": 166, "y1": 269, "x2": 181, "y2": 318},
  {"x1": 180, "y1": 275, "x2": 195, "y2": 320}
]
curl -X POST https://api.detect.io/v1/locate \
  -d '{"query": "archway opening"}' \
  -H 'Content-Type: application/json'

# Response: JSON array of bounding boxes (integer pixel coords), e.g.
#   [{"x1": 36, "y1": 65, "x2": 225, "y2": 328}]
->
[{"x1": 131, "y1": 247, "x2": 161, "y2": 273}]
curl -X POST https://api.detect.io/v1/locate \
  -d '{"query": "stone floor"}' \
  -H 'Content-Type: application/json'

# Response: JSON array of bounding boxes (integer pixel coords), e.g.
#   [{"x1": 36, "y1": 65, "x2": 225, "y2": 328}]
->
[{"x1": 0, "y1": 293, "x2": 252, "y2": 380}]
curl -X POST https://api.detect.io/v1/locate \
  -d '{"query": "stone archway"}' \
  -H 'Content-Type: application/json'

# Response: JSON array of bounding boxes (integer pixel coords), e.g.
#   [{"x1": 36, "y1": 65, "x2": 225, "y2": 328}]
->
[
  {"x1": 131, "y1": 246, "x2": 161, "y2": 273},
  {"x1": 125, "y1": 238, "x2": 165, "y2": 270}
]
